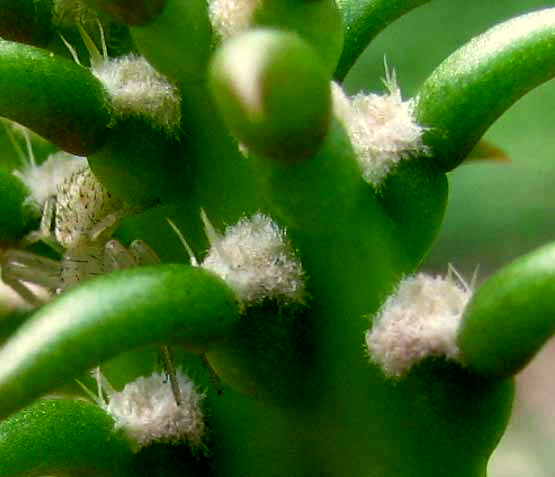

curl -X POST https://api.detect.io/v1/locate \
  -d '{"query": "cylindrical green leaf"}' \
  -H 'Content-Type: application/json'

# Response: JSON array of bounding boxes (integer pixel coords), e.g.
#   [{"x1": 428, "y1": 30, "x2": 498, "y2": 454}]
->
[
  {"x1": 0, "y1": 264, "x2": 239, "y2": 419},
  {"x1": 209, "y1": 29, "x2": 331, "y2": 162},
  {"x1": 414, "y1": 8, "x2": 555, "y2": 171},
  {"x1": 334, "y1": 0, "x2": 430, "y2": 81},
  {"x1": 0, "y1": 399, "x2": 134, "y2": 476},
  {"x1": 0, "y1": 40, "x2": 111, "y2": 156},
  {"x1": 458, "y1": 242, "x2": 555, "y2": 377}
]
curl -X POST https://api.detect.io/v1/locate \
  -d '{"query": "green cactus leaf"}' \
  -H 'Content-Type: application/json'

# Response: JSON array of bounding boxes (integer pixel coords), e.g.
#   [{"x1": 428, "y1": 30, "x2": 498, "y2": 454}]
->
[
  {"x1": 0, "y1": 264, "x2": 239, "y2": 420},
  {"x1": 0, "y1": 398, "x2": 135, "y2": 476},
  {"x1": 334, "y1": 0, "x2": 430, "y2": 81},
  {"x1": 0, "y1": 39, "x2": 111, "y2": 155},
  {"x1": 414, "y1": 7, "x2": 555, "y2": 171},
  {"x1": 458, "y1": 242, "x2": 555, "y2": 378}
]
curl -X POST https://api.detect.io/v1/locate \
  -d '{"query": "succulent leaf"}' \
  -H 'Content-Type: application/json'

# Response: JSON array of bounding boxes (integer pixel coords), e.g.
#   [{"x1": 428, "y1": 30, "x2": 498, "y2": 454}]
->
[
  {"x1": 334, "y1": 0, "x2": 430, "y2": 80},
  {"x1": 458, "y1": 242, "x2": 555, "y2": 378},
  {"x1": 0, "y1": 398, "x2": 134, "y2": 476},
  {"x1": 0, "y1": 39, "x2": 111, "y2": 155},
  {"x1": 0, "y1": 265, "x2": 238, "y2": 419},
  {"x1": 415, "y1": 7, "x2": 555, "y2": 171}
]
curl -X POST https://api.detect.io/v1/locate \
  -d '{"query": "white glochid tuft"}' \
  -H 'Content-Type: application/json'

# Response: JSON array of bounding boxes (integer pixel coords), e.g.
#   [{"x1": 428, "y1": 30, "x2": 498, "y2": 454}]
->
[
  {"x1": 201, "y1": 212, "x2": 305, "y2": 306},
  {"x1": 366, "y1": 267, "x2": 473, "y2": 378},
  {"x1": 208, "y1": 0, "x2": 258, "y2": 38},
  {"x1": 13, "y1": 152, "x2": 87, "y2": 210},
  {"x1": 92, "y1": 55, "x2": 181, "y2": 133},
  {"x1": 332, "y1": 68, "x2": 428, "y2": 187},
  {"x1": 96, "y1": 369, "x2": 205, "y2": 451},
  {"x1": 6, "y1": 121, "x2": 87, "y2": 211}
]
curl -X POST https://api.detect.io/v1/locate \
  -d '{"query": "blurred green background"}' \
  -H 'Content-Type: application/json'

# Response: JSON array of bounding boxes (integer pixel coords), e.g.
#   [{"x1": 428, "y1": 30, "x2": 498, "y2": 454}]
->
[{"x1": 343, "y1": 1, "x2": 555, "y2": 475}]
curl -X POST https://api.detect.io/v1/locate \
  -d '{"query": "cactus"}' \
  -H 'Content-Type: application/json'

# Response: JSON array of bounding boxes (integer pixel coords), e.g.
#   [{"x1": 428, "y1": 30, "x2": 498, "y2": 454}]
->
[{"x1": 0, "y1": 1, "x2": 554, "y2": 475}]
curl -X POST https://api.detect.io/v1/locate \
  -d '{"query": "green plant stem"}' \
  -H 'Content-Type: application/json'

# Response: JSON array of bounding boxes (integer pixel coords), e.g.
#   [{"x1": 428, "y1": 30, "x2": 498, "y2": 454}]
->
[
  {"x1": 0, "y1": 39, "x2": 111, "y2": 156},
  {"x1": 88, "y1": 117, "x2": 189, "y2": 206},
  {"x1": 0, "y1": 265, "x2": 239, "y2": 419},
  {"x1": 253, "y1": 119, "x2": 364, "y2": 232},
  {"x1": 334, "y1": 0, "x2": 430, "y2": 81},
  {"x1": 414, "y1": 7, "x2": 555, "y2": 172},
  {"x1": 377, "y1": 158, "x2": 448, "y2": 266},
  {"x1": 458, "y1": 242, "x2": 555, "y2": 378}
]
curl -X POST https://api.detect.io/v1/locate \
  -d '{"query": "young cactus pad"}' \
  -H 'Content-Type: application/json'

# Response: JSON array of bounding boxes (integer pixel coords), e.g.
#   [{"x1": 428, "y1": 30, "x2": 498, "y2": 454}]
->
[{"x1": 0, "y1": 1, "x2": 554, "y2": 476}]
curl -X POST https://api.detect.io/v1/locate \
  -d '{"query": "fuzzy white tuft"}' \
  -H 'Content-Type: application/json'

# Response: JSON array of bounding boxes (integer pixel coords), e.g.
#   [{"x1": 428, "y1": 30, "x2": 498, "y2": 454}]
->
[
  {"x1": 332, "y1": 71, "x2": 428, "y2": 186},
  {"x1": 92, "y1": 55, "x2": 181, "y2": 132},
  {"x1": 13, "y1": 152, "x2": 87, "y2": 209},
  {"x1": 201, "y1": 212, "x2": 305, "y2": 306},
  {"x1": 100, "y1": 370, "x2": 205, "y2": 450},
  {"x1": 208, "y1": 0, "x2": 258, "y2": 38},
  {"x1": 366, "y1": 268, "x2": 473, "y2": 378}
]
